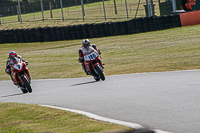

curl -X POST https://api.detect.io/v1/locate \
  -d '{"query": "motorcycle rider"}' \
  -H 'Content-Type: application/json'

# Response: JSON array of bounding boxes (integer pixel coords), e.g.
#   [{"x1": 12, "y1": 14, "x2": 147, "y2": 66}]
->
[
  {"x1": 5, "y1": 51, "x2": 30, "y2": 86},
  {"x1": 78, "y1": 39, "x2": 101, "y2": 75}
]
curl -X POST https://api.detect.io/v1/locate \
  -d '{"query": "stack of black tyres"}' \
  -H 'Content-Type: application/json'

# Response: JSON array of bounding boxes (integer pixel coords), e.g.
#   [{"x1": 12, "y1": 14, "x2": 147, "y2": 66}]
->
[
  {"x1": 70, "y1": 25, "x2": 78, "y2": 40},
  {"x1": 114, "y1": 22, "x2": 121, "y2": 35},
  {"x1": 164, "y1": 15, "x2": 173, "y2": 29},
  {"x1": 127, "y1": 19, "x2": 137, "y2": 34},
  {"x1": 148, "y1": 16, "x2": 155, "y2": 31},
  {"x1": 93, "y1": 23, "x2": 101, "y2": 38},
  {"x1": 75, "y1": 25, "x2": 83, "y2": 39},
  {"x1": 8, "y1": 29, "x2": 15, "y2": 43},
  {"x1": 120, "y1": 21, "x2": 128, "y2": 35},
  {"x1": 171, "y1": 14, "x2": 182, "y2": 27},
  {"x1": 43, "y1": 27, "x2": 52, "y2": 42},
  {"x1": 50, "y1": 27, "x2": 57, "y2": 41},
  {"x1": 104, "y1": 22, "x2": 111, "y2": 36},
  {"x1": 35, "y1": 28, "x2": 43, "y2": 42},
  {"x1": 152, "y1": 16, "x2": 160, "y2": 31},
  {"x1": 13, "y1": 29, "x2": 20, "y2": 43},
  {"x1": 0, "y1": 30, "x2": 4, "y2": 44},
  {"x1": 87, "y1": 23, "x2": 95, "y2": 38},
  {"x1": 60, "y1": 26, "x2": 67, "y2": 40},
  {"x1": 29, "y1": 28, "x2": 37, "y2": 42},
  {"x1": 142, "y1": 17, "x2": 150, "y2": 32},
  {"x1": 108, "y1": 22, "x2": 115, "y2": 36},
  {"x1": 2, "y1": 30, "x2": 9, "y2": 43},
  {"x1": 135, "y1": 18, "x2": 144, "y2": 33},
  {"x1": 81, "y1": 24, "x2": 89, "y2": 39},
  {"x1": 55, "y1": 27, "x2": 63, "y2": 41},
  {"x1": 65, "y1": 26, "x2": 72, "y2": 40},
  {"x1": 157, "y1": 16, "x2": 166, "y2": 30},
  {"x1": 99, "y1": 23, "x2": 107, "y2": 37},
  {"x1": 24, "y1": 29, "x2": 31, "y2": 42},
  {"x1": 18, "y1": 29, "x2": 25, "y2": 43}
]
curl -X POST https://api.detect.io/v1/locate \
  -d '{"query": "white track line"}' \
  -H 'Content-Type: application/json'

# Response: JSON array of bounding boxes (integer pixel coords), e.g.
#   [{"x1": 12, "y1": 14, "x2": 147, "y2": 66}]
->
[{"x1": 41, "y1": 105, "x2": 172, "y2": 133}]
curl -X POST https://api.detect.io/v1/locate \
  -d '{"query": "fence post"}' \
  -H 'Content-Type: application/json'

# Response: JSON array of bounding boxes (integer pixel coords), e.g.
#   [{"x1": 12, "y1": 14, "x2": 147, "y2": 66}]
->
[
  {"x1": 60, "y1": 0, "x2": 64, "y2": 21},
  {"x1": 49, "y1": 2, "x2": 53, "y2": 18},
  {"x1": 125, "y1": 0, "x2": 129, "y2": 19},
  {"x1": 17, "y1": 0, "x2": 22, "y2": 23},
  {"x1": 114, "y1": 0, "x2": 117, "y2": 14},
  {"x1": 102, "y1": 0, "x2": 106, "y2": 21},
  {"x1": 40, "y1": 0, "x2": 44, "y2": 22},
  {"x1": 81, "y1": 0, "x2": 85, "y2": 21}
]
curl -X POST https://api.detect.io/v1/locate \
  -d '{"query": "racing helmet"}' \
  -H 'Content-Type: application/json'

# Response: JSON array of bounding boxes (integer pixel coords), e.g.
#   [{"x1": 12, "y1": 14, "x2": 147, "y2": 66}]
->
[
  {"x1": 82, "y1": 39, "x2": 90, "y2": 48},
  {"x1": 9, "y1": 51, "x2": 17, "y2": 58}
]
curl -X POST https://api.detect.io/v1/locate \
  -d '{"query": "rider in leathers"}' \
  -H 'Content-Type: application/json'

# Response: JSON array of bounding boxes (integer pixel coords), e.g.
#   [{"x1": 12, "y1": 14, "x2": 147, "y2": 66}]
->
[
  {"x1": 78, "y1": 39, "x2": 101, "y2": 75},
  {"x1": 5, "y1": 51, "x2": 30, "y2": 86}
]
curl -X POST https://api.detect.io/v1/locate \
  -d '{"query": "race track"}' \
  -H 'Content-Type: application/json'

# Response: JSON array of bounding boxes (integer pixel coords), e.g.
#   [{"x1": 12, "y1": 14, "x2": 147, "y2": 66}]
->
[{"x1": 1, "y1": 70, "x2": 200, "y2": 133}]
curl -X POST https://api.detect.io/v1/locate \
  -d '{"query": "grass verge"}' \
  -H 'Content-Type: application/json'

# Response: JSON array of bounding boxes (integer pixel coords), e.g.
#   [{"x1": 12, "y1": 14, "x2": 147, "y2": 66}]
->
[{"x1": 0, "y1": 103, "x2": 131, "y2": 133}]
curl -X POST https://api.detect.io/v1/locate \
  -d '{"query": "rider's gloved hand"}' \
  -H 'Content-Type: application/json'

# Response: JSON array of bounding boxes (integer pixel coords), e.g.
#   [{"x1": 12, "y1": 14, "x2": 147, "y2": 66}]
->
[
  {"x1": 97, "y1": 49, "x2": 101, "y2": 55},
  {"x1": 78, "y1": 57, "x2": 83, "y2": 63},
  {"x1": 5, "y1": 69, "x2": 10, "y2": 74},
  {"x1": 25, "y1": 61, "x2": 29, "y2": 65}
]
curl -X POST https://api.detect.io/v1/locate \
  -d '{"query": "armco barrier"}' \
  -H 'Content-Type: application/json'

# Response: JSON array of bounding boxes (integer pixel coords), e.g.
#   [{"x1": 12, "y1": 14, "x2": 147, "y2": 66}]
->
[{"x1": 0, "y1": 14, "x2": 184, "y2": 44}]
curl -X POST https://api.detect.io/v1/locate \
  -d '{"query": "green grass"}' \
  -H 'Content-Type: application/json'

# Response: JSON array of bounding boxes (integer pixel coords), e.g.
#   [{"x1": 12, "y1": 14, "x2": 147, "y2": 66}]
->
[
  {"x1": 0, "y1": 103, "x2": 131, "y2": 133},
  {"x1": 0, "y1": 24, "x2": 200, "y2": 81}
]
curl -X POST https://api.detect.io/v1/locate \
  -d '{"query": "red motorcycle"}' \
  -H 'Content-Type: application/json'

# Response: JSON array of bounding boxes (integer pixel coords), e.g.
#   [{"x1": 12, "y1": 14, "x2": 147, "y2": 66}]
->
[
  {"x1": 10, "y1": 57, "x2": 32, "y2": 93},
  {"x1": 84, "y1": 50, "x2": 105, "y2": 81}
]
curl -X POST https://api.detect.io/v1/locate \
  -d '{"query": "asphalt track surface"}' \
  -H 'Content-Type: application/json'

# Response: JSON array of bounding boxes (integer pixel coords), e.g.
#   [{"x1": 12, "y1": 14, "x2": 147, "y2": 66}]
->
[{"x1": 1, "y1": 70, "x2": 200, "y2": 133}]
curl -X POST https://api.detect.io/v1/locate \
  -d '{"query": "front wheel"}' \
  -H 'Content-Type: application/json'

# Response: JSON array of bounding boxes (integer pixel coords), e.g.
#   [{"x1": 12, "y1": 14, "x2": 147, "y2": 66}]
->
[
  {"x1": 22, "y1": 76, "x2": 32, "y2": 93},
  {"x1": 94, "y1": 65, "x2": 105, "y2": 81}
]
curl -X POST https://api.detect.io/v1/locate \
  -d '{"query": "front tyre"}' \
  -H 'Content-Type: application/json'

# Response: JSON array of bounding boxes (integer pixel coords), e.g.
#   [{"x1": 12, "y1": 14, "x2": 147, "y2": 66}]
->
[
  {"x1": 94, "y1": 65, "x2": 105, "y2": 81},
  {"x1": 22, "y1": 76, "x2": 32, "y2": 93}
]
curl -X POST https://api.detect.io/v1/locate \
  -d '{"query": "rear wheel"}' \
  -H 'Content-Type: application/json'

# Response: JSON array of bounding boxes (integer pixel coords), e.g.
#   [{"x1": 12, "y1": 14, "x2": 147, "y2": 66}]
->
[
  {"x1": 22, "y1": 76, "x2": 32, "y2": 93},
  {"x1": 94, "y1": 65, "x2": 105, "y2": 81}
]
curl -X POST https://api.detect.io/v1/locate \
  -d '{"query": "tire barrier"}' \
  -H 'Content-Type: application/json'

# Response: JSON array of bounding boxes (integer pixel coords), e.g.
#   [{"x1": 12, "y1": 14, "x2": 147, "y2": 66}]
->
[
  {"x1": 64, "y1": 26, "x2": 72, "y2": 40},
  {"x1": 43, "y1": 27, "x2": 52, "y2": 42},
  {"x1": 81, "y1": 24, "x2": 89, "y2": 38},
  {"x1": 0, "y1": 14, "x2": 182, "y2": 44},
  {"x1": 70, "y1": 25, "x2": 78, "y2": 40},
  {"x1": 35, "y1": 28, "x2": 44, "y2": 42},
  {"x1": 17, "y1": 29, "x2": 25, "y2": 43},
  {"x1": 120, "y1": 21, "x2": 128, "y2": 35},
  {"x1": 93, "y1": 23, "x2": 101, "y2": 38}
]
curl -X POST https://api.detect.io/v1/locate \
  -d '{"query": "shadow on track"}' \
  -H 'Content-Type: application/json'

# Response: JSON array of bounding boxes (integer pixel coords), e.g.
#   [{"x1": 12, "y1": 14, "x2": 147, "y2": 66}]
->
[
  {"x1": 0, "y1": 93, "x2": 24, "y2": 98},
  {"x1": 71, "y1": 81, "x2": 97, "y2": 86}
]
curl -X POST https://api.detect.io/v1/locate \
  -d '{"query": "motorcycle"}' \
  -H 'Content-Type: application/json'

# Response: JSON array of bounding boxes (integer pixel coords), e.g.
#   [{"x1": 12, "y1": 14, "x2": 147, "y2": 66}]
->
[
  {"x1": 10, "y1": 57, "x2": 32, "y2": 93},
  {"x1": 84, "y1": 50, "x2": 105, "y2": 81}
]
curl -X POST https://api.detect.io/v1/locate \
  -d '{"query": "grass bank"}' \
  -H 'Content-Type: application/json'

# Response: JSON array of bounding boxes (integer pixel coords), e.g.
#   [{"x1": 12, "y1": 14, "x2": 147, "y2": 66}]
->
[
  {"x1": 0, "y1": 103, "x2": 130, "y2": 133},
  {"x1": 0, "y1": 25, "x2": 200, "y2": 81}
]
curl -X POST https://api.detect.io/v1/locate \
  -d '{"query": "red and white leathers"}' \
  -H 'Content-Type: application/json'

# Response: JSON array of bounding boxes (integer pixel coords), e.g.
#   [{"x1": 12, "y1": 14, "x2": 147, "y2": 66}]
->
[
  {"x1": 5, "y1": 55, "x2": 26, "y2": 75},
  {"x1": 78, "y1": 44, "x2": 101, "y2": 75}
]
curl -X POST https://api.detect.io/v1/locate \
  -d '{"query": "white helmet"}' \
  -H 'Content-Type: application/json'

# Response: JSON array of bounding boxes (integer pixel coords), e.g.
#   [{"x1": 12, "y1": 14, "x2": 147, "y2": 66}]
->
[{"x1": 82, "y1": 39, "x2": 90, "y2": 48}]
